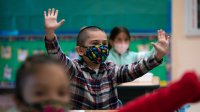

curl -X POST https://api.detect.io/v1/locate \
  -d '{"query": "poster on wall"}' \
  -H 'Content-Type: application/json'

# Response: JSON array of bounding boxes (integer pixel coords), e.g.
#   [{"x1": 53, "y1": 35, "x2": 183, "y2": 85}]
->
[
  {"x1": 185, "y1": 0, "x2": 200, "y2": 36},
  {"x1": 33, "y1": 49, "x2": 44, "y2": 55},
  {"x1": 17, "y1": 49, "x2": 28, "y2": 62},
  {"x1": 3, "y1": 64, "x2": 12, "y2": 80},
  {"x1": 137, "y1": 44, "x2": 149, "y2": 52},
  {"x1": 1, "y1": 46, "x2": 12, "y2": 59}
]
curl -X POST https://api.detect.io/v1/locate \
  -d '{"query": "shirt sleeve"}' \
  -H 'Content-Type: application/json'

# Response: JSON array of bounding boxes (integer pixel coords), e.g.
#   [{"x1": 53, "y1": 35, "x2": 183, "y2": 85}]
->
[
  {"x1": 115, "y1": 54, "x2": 162, "y2": 84},
  {"x1": 44, "y1": 36, "x2": 78, "y2": 78}
]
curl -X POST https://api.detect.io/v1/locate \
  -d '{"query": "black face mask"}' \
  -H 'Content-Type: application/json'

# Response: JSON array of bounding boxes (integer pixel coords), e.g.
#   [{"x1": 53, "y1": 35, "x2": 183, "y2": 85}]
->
[{"x1": 25, "y1": 100, "x2": 70, "y2": 112}]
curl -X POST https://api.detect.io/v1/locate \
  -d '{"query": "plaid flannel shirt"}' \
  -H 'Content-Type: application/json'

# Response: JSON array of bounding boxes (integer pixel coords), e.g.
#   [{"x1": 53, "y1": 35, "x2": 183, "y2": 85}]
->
[{"x1": 45, "y1": 37, "x2": 162, "y2": 109}]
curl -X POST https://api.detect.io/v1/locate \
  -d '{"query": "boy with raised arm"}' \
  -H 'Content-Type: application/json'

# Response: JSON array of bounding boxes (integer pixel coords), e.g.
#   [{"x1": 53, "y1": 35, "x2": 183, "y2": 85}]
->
[{"x1": 44, "y1": 8, "x2": 169, "y2": 109}]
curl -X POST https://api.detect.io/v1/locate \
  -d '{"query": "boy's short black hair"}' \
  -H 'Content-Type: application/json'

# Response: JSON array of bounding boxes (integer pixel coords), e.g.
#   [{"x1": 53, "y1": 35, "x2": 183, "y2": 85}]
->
[
  {"x1": 77, "y1": 26, "x2": 104, "y2": 46},
  {"x1": 15, "y1": 54, "x2": 65, "y2": 104}
]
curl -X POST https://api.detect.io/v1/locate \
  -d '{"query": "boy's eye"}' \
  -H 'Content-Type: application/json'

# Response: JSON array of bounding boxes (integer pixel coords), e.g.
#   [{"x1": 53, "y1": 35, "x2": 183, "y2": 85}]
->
[
  {"x1": 58, "y1": 90, "x2": 68, "y2": 97},
  {"x1": 91, "y1": 42, "x2": 99, "y2": 46},
  {"x1": 92, "y1": 42, "x2": 107, "y2": 45},
  {"x1": 125, "y1": 38, "x2": 130, "y2": 42},
  {"x1": 103, "y1": 42, "x2": 108, "y2": 46},
  {"x1": 34, "y1": 90, "x2": 45, "y2": 97}
]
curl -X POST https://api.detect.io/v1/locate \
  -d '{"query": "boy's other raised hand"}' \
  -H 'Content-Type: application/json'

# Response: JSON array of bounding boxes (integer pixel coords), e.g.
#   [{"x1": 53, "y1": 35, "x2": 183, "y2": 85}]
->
[
  {"x1": 151, "y1": 29, "x2": 169, "y2": 61},
  {"x1": 44, "y1": 8, "x2": 65, "y2": 40}
]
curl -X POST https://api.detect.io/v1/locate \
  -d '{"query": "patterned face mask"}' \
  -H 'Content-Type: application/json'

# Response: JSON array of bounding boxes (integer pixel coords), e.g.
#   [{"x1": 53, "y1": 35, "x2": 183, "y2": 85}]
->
[
  {"x1": 83, "y1": 44, "x2": 109, "y2": 64},
  {"x1": 26, "y1": 100, "x2": 70, "y2": 112}
]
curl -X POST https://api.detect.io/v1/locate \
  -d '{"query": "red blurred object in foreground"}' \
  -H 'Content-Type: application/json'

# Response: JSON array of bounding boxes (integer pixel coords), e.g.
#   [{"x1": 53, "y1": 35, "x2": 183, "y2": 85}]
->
[{"x1": 118, "y1": 71, "x2": 200, "y2": 112}]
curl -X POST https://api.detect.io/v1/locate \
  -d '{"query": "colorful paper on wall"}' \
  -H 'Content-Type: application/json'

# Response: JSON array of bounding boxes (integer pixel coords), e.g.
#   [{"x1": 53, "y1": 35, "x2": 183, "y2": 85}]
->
[
  {"x1": 137, "y1": 44, "x2": 149, "y2": 52},
  {"x1": 3, "y1": 64, "x2": 12, "y2": 80},
  {"x1": 33, "y1": 50, "x2": 44, "y2": 55},
  {"x1": 17, "y1": 49, "x2": 28, "y2": 62},
  {"x1": 1, "y1": 46, "x2": 12, "y2": 59}
]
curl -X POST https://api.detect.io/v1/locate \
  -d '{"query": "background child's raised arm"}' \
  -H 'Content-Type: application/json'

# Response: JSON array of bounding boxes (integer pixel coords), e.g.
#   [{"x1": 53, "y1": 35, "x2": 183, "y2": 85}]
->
[{"x1": 115, "y1": 30, "x2": 169, "y2": 84}]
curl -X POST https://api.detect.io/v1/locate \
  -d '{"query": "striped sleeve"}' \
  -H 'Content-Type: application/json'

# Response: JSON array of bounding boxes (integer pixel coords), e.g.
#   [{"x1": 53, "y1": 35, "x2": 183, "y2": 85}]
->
[
  {"x1": 115, "y1": 54, "x2": 162, "y2": 84},
  {"x1": 44, "y1": 36, "x2": 78, "y2": 78}
]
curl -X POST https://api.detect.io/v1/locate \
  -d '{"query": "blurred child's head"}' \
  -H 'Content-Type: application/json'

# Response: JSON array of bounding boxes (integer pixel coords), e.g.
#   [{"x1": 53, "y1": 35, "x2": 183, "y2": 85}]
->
[
  {"x1": 15, "y1": 54, "x2": 70, "y2": 112},
  {"x1": 76, "y1": 26, "x2": 109, "y2": 64},
  {"x1": 109, "y1": 26, "x2": 131, "y2": 54}
]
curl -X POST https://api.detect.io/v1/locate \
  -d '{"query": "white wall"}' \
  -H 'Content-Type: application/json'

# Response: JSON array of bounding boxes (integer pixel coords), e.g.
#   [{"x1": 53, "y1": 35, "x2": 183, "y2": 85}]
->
[
  {"x1": 172, "y1": 0, "x2": 200, "y2": 111},
  {"x1": 172, "y1": 0, "x2": 200, "y2": 79}
]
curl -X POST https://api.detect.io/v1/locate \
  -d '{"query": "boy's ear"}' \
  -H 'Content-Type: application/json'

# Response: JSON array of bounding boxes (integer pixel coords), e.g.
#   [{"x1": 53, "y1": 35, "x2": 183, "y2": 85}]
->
[{"x1": 76, "y1": 46, "x2": 85, "y2": 56}]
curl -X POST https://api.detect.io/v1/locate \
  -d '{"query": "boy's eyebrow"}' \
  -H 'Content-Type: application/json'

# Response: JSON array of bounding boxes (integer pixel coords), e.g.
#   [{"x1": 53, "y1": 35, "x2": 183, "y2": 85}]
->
[
  {"x1": 31, "y1": 86, "x2": 47, "y2": 92},
  {"x1": 32, "y1": 83, "x2": 48, "y2": 88},
  {"x1": 58, "y1": 85, "x2": 69, "y2": 90},
  {"x1": 90, "y1": 40, "x2": 107, "y2": 42}
]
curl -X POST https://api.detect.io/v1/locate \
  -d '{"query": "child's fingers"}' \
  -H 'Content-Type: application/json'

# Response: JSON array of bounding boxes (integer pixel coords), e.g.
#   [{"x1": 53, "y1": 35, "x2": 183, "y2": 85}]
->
[
  {"x1": 44, "y1": 11, "x2": 47, "y2": 18},
  {"x1": 157, "y1": 30, "x2": 161, "y2": 37},
  {"x1": 166, "y1": 35, "x2": 170, "y2": 42},
  {"x1": 151, "y1": 42, "x2": 159, "y2": 50},
  {"x1": 57, "y1": 19, "x2": 65, "y2": 27},
  {"x1": 157, "y1": 30, "x2": 162, "y2": 41},
  {"x1": 166, "y1": 36, "x2": 170, "y2": 45},
  {"x1": 48, "y1": 8, "x2": 51, "y2": 16},
  {"x1": 51, "y1": 8, "x2": 55, "y2": 16},
  {"x1": 160, "y1": 30, "x2": 165, "y2": 39},
  {"x1": 164, "y1": 34, "x2": 168, "y2": 40},
  {"x1": 55, "y1": 10, "x2": 58, "y2": 17},
  {"x1": 157, "y1": 29, "x2": 165, "y2": 42}
]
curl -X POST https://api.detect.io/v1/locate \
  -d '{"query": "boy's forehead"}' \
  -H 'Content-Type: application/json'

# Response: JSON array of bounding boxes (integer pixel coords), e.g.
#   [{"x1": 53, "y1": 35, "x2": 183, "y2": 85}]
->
[
  {"x1": 24, "y1": 66, "x2": 69, "y2": 88},
  {"x1": 86, "y1": 30, "x2": 107, "y2": 41}
]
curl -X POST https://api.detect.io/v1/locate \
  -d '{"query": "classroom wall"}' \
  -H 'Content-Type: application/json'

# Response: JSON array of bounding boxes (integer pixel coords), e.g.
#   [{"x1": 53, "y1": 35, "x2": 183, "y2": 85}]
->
[
  {"x1": 0, "y1": 0, "x2": 169, "y2": 34},
  {"x1": 172, "y1": 0, "x2": 200, "y2": 80},
  {"x1": 172, "y1": 0, "x2": 200, "y2": 111}
]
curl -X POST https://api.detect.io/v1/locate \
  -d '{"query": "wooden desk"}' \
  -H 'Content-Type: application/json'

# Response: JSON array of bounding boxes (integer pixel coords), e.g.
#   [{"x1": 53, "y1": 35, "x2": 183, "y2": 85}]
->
[
  {"x1": 119, "y1": 76, "x2": 160, "y2": 87},
  {"x1": 117, "y1": 76, "x2": 160, "y2": 104}
]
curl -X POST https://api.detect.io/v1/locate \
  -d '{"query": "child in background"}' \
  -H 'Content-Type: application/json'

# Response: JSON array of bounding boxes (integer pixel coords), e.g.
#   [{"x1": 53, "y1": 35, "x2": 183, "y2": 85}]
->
[
  {"x1": 44, "y1": 8, "x2": 169, "y2": 109},
  {"x1": 107, "y1": 26, "x2": 154, "y2": 66},
  {"x1": 14, "y1": 54, "x2": 70, "y2": 112}
]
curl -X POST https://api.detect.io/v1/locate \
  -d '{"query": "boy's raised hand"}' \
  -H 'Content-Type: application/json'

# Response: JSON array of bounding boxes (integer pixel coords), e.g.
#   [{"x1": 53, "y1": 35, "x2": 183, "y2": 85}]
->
[
  {"x1": 44, "y1": 8, "x2": 65, "y2": 40},
  {"x1": 151, "y1": 30, "x2": 169, "y2": 61}
]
